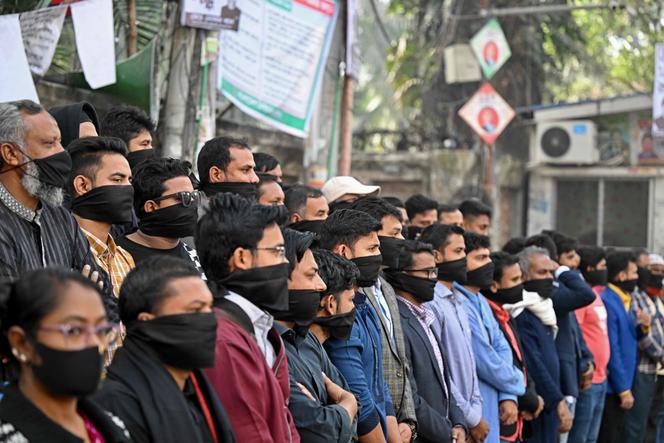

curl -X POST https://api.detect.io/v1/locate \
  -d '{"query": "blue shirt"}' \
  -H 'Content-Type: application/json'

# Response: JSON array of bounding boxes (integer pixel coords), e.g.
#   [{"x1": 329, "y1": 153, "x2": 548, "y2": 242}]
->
[
  {"x1": 425, "y1": 281, "x2": 483, "y2": 428},
  {"x1": 325, "y1": 291, "x2": 394, "y2": 437},
  {"x1": 455, "y1": 283, "x2": 525, "y2": 443}
]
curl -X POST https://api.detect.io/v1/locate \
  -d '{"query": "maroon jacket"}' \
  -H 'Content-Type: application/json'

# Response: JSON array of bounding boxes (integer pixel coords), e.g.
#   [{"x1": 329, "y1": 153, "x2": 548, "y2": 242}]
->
[{"x1": 205, "y1": 310, "x2": 299, "y2": 443}]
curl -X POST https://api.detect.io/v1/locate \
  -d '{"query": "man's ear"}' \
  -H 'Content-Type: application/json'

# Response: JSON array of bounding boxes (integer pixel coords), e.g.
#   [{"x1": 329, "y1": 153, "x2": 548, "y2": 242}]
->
[
  {"x1": 322, "y1": 294, "x2": 337, "y2": 316},
  {"x1": 290, "y1": 213, "x2": 302, "y2": 224},
  {"x1": 433, "y1": 249, "x2": 443, "y2": 264},
  {"x1": 333, "y1": 244, "x2": 352, "y2": 260},
  {"x1": 229, "y1": 247, "x2": 253, "y2": 272},
  {"x1": 143, "y1": 200, "x2": 159, "y2": 214},
  {"x1": 137, "y1": 312, "x2": 156, "y2": 321},
  {"x1": 209, "y1": 166, "x2": 226, "y2": 184},
  {"x1": 490, "y1": 281, "x2": 499, "y2": 293},
  {"x1": 72, "y1": 175, "x2": 92, "y2": 197},
  {"x1": 0, "y1": 143, "x2": 24, "y2": 168},
  {"x1": 617, "y1": 270, "x2": 627, "y2": 282}
]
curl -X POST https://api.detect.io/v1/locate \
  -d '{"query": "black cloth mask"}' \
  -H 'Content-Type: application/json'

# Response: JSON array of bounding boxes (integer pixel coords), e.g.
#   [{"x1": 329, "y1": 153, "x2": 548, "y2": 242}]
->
[
  {"x1": 274, "y1": 290, "x2": 322, "y2": 326},
  {"x1": 482, "y1": 283, "x2": 524, "y2": 305},
  {"x1": 585, "y1": 269, "x2": 608, "y2": 287},
  {"x1": 218, "y1": 262, "x2": 290, "y2": 314},
  {"x1": 461, "y1": 262, "x2": 495, "y2": 290},
  {"x1": 523, "y1": 278, "x2": 554, "y2": 299},
  {"x1": 638, "y1": 267, "x2": 652, "y2": 290},
  {"x1": 126, "y1": 149, "x2": 156, "y2": 170},
  {"x1": 6, "y1": 150, "x2": 73, "y2": 190},
  {"x1": 139, "y1": 203, "x2": 198, "y2": 238},
  {"x1": 352, "y1": 254, "x2": 383, "y2": 287},
  {"x1": 613, "y1": 278, "x2": 638, "y2": 294},
  {"x1": 384, "y1": 271, "x2": 436, "y2": 303},
  {"x1": 200, "y1": 182, "x2": 257, "y2": 201},
  {"x1": 328, "y1": 200, "x2": 353, "y2": 214},
  {"x1": 127, "y1": 312, "x2": 218, "y2": 370},
  {"x1": 437, "y1": 257, "x2": 467, "y2": 283},
  {"x1": 648, "y1": 272, "x2": 664, "y2": 290},
  {"x1": 379, "y1": 236, "x2": 405, "y2": 269},
  {"x1": 289, "y1": 219, "x2": 325, "y2": 236},
  {"x1": 405, "y1": 226, "x2": 423, "y2": 240},
  {"x1": 72, "y1": 185, "x2": 134, "y2": 223},
  {"x1": 313, "y1": 308, "x2": 356, "y2": 340},
  {"x1": 31, "y1": 341, "x2": 103, "y2": 397}
]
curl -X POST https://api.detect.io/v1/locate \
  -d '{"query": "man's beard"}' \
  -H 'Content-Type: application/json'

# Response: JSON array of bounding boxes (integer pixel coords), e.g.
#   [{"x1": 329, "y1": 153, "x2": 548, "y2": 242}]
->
[{"x1": 21, "y1": 161, "x2": 64, "y2": 207}]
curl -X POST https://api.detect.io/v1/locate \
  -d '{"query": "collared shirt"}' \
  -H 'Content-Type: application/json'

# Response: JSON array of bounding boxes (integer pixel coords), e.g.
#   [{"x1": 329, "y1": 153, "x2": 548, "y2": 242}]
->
[
  {"x1": 632, "y1": 288, "x2": 664, "y2": 374},
  {"x1": 424, "y1": 281, "x2": 483, "y2": 428},
  {"x1": 398, "y1": 296, "x2": 447, "y2": 397},
  {"x1": 225, "y1": 291, "x2": 276, "y2": 366},
  {"x1": 275, "y1": 324, "x2": 355, "y2": 443},
  {"x1": 81, "y1": 228, "x2": 135, "y2": 298},
  {"x1": 373, "y1": 279, "x2": 394, "y2": 340}
]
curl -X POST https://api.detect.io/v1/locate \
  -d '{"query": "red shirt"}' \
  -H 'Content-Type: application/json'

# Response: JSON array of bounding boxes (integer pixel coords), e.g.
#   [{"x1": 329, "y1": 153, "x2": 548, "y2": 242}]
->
[{"x1": 575, "y1": 287, "x2": 611, "y2": 384}]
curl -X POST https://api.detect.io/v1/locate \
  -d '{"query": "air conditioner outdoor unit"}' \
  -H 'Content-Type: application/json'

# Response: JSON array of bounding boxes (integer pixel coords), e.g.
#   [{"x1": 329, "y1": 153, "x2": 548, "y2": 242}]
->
[{"x1": 532, "y1": 120, "x2": 598, "y2": 164}]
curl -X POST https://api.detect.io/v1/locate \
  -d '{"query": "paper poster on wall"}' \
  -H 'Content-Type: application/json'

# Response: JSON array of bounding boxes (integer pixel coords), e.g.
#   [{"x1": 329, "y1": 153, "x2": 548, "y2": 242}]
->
[
  {"x1": 0, "y1": 14, "x2": 39, "y2": 102},
  {"x1": 219, "y1": 0, "x2": 338, "y2": 138},
  {"x1": 181, "y1": 0, "x2": 241, "y2": 31},
  {"x1": 19, "y1": 5, "x2": 67, "y2": 76},
  {"x1": 71, "y1": 0, "x2": 116, "y2": 89},
  {"x1": 653, "y1": 43, "x2": 664, "y2": 137}
]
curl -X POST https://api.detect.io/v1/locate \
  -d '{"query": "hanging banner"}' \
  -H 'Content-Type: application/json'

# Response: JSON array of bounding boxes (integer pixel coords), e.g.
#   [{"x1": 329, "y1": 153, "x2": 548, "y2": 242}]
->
[
  {"x1": 71, "y1": 0, "x2": 116, "y2": 89},
  {"x1": 0, "y1": 14, "x2": 39, "y2": 102},
  {"x1": 470, "y1": 18, "x2": 511, "y2": 80},
  {"x1": 346, "y1": 0, "x2": 361, "y2": 78},
  {"x1": 19, "y1": 5, "x2": 67, "y2": 76},
  {"x1": 653, "y1": 43, "x2": 664, "y2": 137},
  {"x1": 458, "y1": 82, "x2": 515, "y2": 145},
  {"x1": 219, "y1": 0, "x2": 338, "y2": 138}
]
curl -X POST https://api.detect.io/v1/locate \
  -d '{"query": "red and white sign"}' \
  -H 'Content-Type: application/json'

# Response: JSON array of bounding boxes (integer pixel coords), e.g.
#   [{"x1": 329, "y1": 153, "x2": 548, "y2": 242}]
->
[{"x1": 458, "y1": 83, "x2": 515, "y2": 145}]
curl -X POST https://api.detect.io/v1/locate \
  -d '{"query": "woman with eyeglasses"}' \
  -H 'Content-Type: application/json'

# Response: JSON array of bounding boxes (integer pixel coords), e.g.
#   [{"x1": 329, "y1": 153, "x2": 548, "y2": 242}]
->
[
  {"x1": 116, "y1": 157, "x2": 204, "y2": 274},
  {"x1": 0, "y1": 267, "x2": 131, "y2": 442}
]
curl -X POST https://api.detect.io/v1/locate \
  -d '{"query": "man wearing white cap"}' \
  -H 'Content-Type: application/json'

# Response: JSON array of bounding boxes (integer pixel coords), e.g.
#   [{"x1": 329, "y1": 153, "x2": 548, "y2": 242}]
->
[{"x1": 322, "y1": 176, "x2": 381, "y2": 205}]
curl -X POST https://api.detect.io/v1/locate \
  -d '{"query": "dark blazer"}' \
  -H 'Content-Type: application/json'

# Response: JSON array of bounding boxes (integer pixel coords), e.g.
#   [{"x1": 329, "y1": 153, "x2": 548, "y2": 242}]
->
[
  {"x1": 552, "y1": 270, "x2": 596, "y2": 398},
  {"x1": 397, "y1": 298, "x2": 466, "y2": 443}
]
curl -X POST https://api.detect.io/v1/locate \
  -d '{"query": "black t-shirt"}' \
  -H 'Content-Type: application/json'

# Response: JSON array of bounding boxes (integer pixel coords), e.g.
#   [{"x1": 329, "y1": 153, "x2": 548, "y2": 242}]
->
[{"x1": 117, "y1": 236, "x2": 193, "y2": 265}]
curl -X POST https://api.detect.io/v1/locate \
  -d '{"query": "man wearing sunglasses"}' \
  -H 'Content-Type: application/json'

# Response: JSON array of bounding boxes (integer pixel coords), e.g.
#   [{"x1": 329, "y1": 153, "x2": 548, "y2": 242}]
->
[
  {"x1": 387, "y1": 240, "x2": 466, "y2": 443},
  {"x1": 117, "y1": 158, "x2": 204, "y2": 275}
]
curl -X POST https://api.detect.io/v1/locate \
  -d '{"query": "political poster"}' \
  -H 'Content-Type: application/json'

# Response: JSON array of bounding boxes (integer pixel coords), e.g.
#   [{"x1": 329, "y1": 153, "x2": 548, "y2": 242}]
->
[
  {"x1": 458, "y1": 82, "x2": 515, "y2": 145},
  {"x1": 219, "y1": 0, "x2": 338, "y2": 138},
  {"x1": 181, "y1": 0, "x2": 239, "y2": 31},
  {"x1": 19, "y1": 5, "x2": 67, "y2": 76},
  {"x1": 470, "y1": 18, "x2": 511, "y2": 80},
  {"x1": 653, "y1": 43, "x2": 664, "y2": 137}
]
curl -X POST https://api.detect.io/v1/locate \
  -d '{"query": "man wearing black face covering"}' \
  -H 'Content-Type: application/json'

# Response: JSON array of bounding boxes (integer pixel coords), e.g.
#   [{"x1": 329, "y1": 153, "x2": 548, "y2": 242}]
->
[
  {"x1": 319, "y1": 209, "x2": 401, "y2": 442},
  {"x1": 95, "y1": 256, "x2": 235, "y2": 443},
  {"x1": 387, "y1": 240, "x2": 466, "y2": 443},
  {"x1": 196, "y1": 193, "x2": 299, "y2": 442},
  {"x1": 68, "y1": 137, "x2": 136, "y2": 297},
  {"x1": 482, "y1": 251, "x2": 544, "y2": 442},
  {"x1": 116, "y1": 158, "x2": 204, "y2": 273},
  {"x1": 276, "y1": 229, "x2": 358, "y2": 442},
  {"x1": 455, "y1": 232, "x2": 525, "y2": 443},
  {"x1": 196, "y1": 136, "x2": 259, "y2": 201}
]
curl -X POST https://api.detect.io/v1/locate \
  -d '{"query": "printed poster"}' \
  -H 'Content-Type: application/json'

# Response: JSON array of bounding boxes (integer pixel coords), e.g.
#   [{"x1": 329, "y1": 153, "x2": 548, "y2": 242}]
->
[
  {"x1": 458, "y1": 82, "x2": 515, "y2": 145},
  {"x1": 470, "y1": 18, "x2": 511, "y2": 80}
]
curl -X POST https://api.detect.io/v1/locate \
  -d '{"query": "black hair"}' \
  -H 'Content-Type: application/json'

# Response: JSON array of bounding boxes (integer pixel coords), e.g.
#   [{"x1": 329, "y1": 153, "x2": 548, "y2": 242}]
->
[
  {"x1": 196, "y1": 136, "x2": 251, "y2": 185},
  {"x1": 195, "y1": 193, "x2": 287, "y2": 282},
  {"x1": 578, "y1": 245, "x2": 606, "y2": 273},
  {"x1": 490, "y1": 251, "x2": 519, "y2": 282},
  {"x1": 67, "y1": 136, "x2": 128, "y2": 195},
  {"x1": 606, "y1": 250, "x2": 636, "y2": 282},
  {"x1": 464, "y1": 231, "x2": 491, "y2": 254},
  {"x1": 459, "y1": 199, "x2": 492, "y2": 220},
  {"x1": 525, "y1": 234, "x2": 558, "y2": 261},
  {"x1": 405, "y1": 194, "x2": 439, "y2": 219},
  {"x1": 12, "y1": 99, "x2": 43, "y2": 114},
  {"x1": 420, "y1": 223, "x2": 465, "y2": 251},
  {"x1": 349, "y1": 196, "x2": 402, "y2": 223},
  {"x1": 253, "y1": 152, "x2": 280, "y2": 173},
  {"x1": 391, "y1": 240, "x2": 434, "y2": 270},
  {"x1": 543, "y1": 230, "x2": 578, "y2": 255},
  {"x1": 284, "y1": 184, "x2": 324, "y2": 216},
  {"x1": 100, "y1": 105, "x2": 155, "y2": 146},
  {"x1": 119, "y1": 256, "x2": 201, "y2": 324},
  {"x1": 438, "y1": 203, "x2": 458, "y2": 214},
  {"x1": 0, "y1": 268, "x2": 102, "y2": 366},
  {"x1": 383, "y1": 197, "x2": 405, "y2": 209},
  {"x1": 131, "y1": 157, "x2": 193, "y2": 217},
  {"x1": 633, "y1": 247, "x2": 649, "y2": 261},
  {"x1": 313, "y1": 249, "x2": 358, "y2": 304},
  {"x1": 283, "y1": 228, "x2": 315, "y2": 276},
  {"x1": 502, "y1": 237, "x2": 526, "y2": 255},
  {"x1": 318, "y1": 209, "x2": 381, "y2": 251}
]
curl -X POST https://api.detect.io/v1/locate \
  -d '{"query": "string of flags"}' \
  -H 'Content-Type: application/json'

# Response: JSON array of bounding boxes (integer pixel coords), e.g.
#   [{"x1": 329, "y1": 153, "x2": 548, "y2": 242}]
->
[{"x1": 0, "y1": 0, "x2": 116, "y2": 103}]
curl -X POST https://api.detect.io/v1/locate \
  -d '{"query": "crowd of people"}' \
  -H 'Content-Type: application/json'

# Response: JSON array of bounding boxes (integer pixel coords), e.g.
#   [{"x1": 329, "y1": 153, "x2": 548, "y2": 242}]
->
[{"x1": 0, "y1": 98, "x2": 662, "y2": 443}]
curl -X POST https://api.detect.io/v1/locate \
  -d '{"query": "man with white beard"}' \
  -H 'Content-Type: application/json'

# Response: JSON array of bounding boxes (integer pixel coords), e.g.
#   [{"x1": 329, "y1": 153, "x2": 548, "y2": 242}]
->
[{"x1": 0, "y1": 100, "x2": 116, "y2": 320}]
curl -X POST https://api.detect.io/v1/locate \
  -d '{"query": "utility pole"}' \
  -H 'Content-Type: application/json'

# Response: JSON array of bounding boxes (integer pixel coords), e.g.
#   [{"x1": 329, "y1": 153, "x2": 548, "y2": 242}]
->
[{"x1": 337, "y1": 0, "x2": 353, "y2": 176}]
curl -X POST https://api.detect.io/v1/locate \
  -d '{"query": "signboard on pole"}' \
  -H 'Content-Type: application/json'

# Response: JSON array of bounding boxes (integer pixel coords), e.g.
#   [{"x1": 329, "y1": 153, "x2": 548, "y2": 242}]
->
[
  {"x1": 458, "y1": 82, "x2": 515, "y2": 145},
  {"x1": 653, "y1": 43, "x2": 664, "y2": 137},
  {"x1": 470, "y1": 18, "x2": 511, "y2": 80},
  {"x1": 219, "y1": 0, "x2": 338, "y2": 138}
]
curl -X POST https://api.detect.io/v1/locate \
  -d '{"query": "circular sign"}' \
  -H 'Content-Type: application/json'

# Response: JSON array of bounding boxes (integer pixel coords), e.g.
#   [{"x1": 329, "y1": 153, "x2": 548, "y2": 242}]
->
[
  {"x1": 482, "y1": 41, "x2": 499, "y2": 67},
  {"x1": 478, "y1": 106, "x2": 499, "y2": 133}
]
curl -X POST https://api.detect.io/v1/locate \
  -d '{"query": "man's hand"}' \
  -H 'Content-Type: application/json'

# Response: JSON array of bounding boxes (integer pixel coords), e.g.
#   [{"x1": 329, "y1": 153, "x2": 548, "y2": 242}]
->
[
  {"x1": 534, "y1": 396, "x2": 545, "y2": 418},
  {"x1": 635, "y1": 306, "x2": 652, "y2": 329},
  {"x1": 397, "y1": 423, "x2": 412, "y2": 443},
  {"x1": 619, "y1": 390, "x2": 635, "y2": 410},
  {"x1": 499, "y1": 400, "x2": 519, "y2": 426},
  {"x1": 469, "y1": 419, "x2": 490, "y2": 443},
  {"x1": 81, "y1": 264, "x2": 104, "y2": 290},
  {"x1": 557, "y1": 400, "x2": 573, "y2": 433},
  {"x1": 322, "y1": 373, "x2": 358, "y2": 420},
  {"x1": 580, "y1": 363, "x2": 594, "y2": 391},
  {"x1": 298, "y1": 382, "x2": 316, "y2": 401},
  {"x1": 386, "y1": 416, "x2": 401, "y2": 443},
  {"x1": 451, "y1": 425, "x2": 465, "y2": 442}
]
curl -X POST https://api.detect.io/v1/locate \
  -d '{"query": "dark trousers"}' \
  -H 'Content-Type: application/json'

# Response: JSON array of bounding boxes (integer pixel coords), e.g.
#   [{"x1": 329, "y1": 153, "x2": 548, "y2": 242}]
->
[
  {"x1": 625, "y1": 371, "x2": 657, "y2": 443},
  {"x1": 598, "y1": 394, "x2": 625, "y2": 443},
  {"x1": 645, "y1": 375, "x2": 664, "y2": 443}
]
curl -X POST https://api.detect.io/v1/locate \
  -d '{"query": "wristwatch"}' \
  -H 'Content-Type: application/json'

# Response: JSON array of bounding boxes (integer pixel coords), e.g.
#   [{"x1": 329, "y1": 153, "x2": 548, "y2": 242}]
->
[{"x1": 406, "y1": 421, "x2": 417, "y2": 442}]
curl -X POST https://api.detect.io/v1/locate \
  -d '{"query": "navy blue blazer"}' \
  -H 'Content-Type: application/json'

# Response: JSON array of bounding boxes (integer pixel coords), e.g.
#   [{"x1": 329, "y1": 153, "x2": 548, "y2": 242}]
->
[{"x1": 397, "y1": 298, "x2": 466, "y2": 443}]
